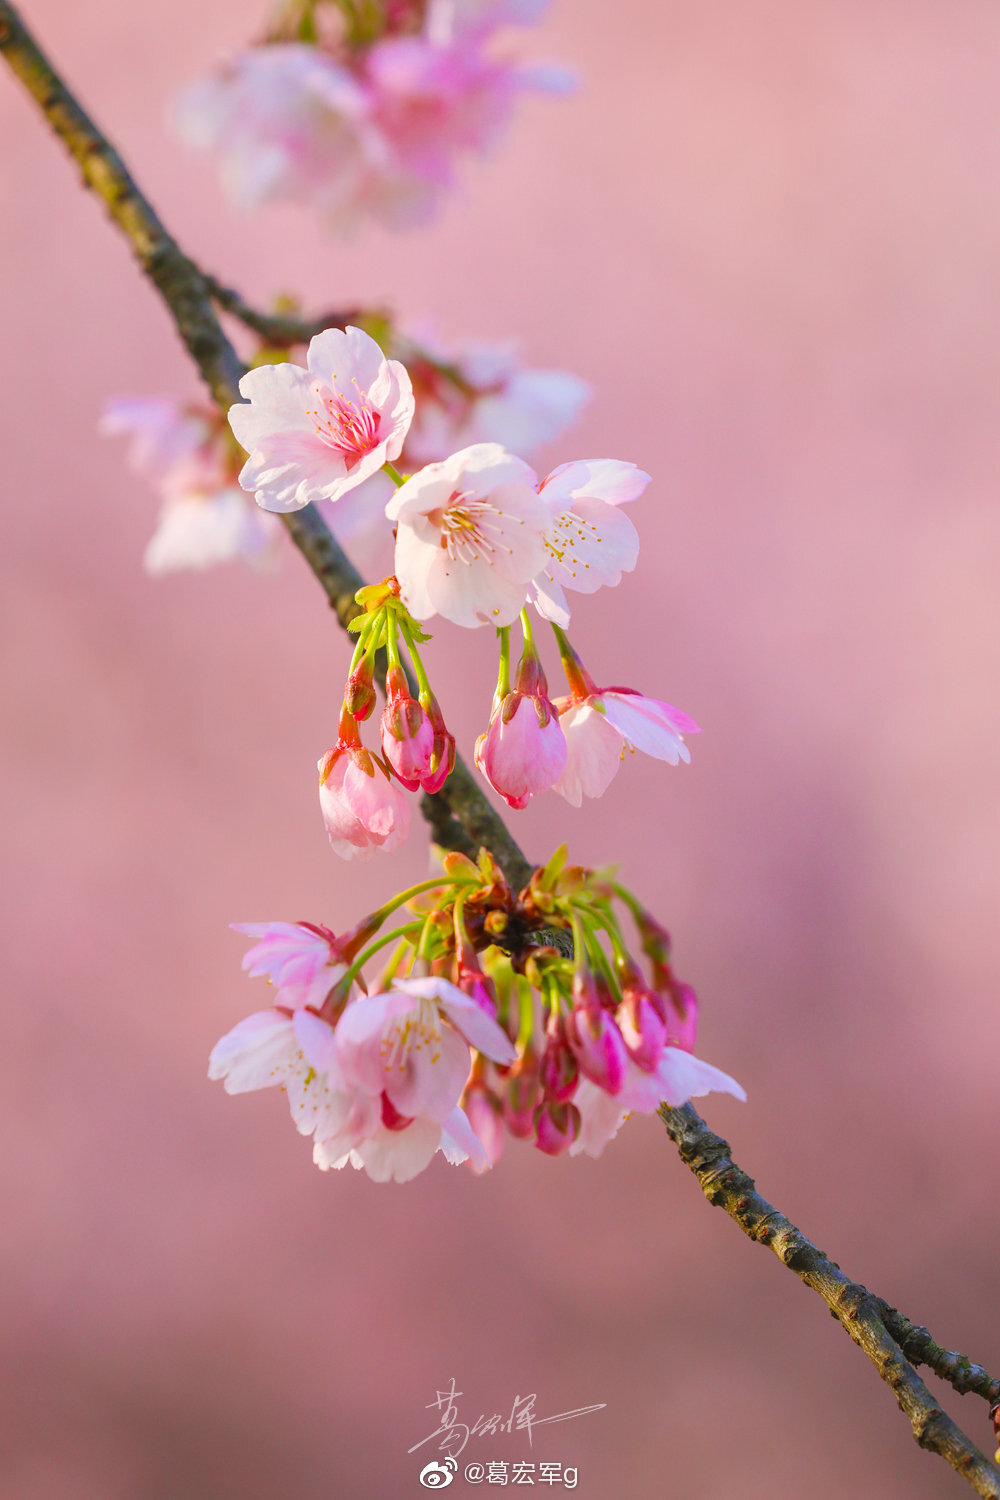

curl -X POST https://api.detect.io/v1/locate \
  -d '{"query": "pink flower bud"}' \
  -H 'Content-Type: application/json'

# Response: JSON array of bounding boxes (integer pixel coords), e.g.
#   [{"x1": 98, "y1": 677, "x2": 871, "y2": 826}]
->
[
  {"x1": 318, "y1": 742, "x2": 411, "y2": 860},
  {"x1": 617, "y1": 988, "x2": 668, "y2": 1071},
  {"x1": 380, "y1": 669, "x2": 436, "y2": 786},
  {"x1": 474, "y1": 685, "x2": 567, "y2": 810},
  {"x1": 464, "y1": 1087, "x2": 506, "y2": 1171},
  {"x1": 567, "y1": 1001, "x2": 628, "y2": 1095},
  {"x1": 540, "y1": 1019, "x2": 579, "y2": 1101},
  {"x1": 663, "y1": 981, "x2": 699, "y2": 1053},
  {"x1": 503, "y1": 1052, "x2": 540, "y2": 1137},
  {"x1": 534, "y1": 1099, "x2": 581, "y2": 1156}
]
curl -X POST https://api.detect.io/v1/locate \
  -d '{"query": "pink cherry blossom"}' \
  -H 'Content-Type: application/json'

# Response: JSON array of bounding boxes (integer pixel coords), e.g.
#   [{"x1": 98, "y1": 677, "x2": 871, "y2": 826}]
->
[
  {"x1": 310, "y1": 977, "x2": 515, "y2": 1181},
  {"x1": 426, "y1": 0, "x2": 551, "y2": 44},
  {"x1": 403, "y1": 335, "x2": 589, "y2": 466},
  {"x1": 552, "y1": 690, "x2": 701, "y2": 806},
  {"x1": 101, "y1": 396, "x2": 280, "y2": 574},
  {"x1": 229, "y1": 326, "x2": 414, "y2": 512},
  {"x1": 173, "y1": 45, "x2": 382, "y2": 223},
  {"x1": 530, "y1": 460, "x2": 648, "y2": 627},
  {"x1": 231, "y1": 921, "x2": 344, "y2": 1010},
  {"x1": 315, "y1": 1104, "x2": 489, "y2": 1181},
  {"x1": 387, "y1": 443, "x2": 549, "y2": 627},
  {"x1": 570, "y1": 1048, "x2": 746, "y2": 1160},
  {"x1": 362, "y1": 33, "x2": 572, "y2": 218},
  {"x1": 475, "y1": 687, "x2": 566, "y2": 809},
  {"x1": 208, "y1": 1008, "x2": 301, "y2": 1095},
  {"x1": 318, "y1": 743, "x2": 411, "y2": 860},
  {"x1": 334, "y1": 976, "x2": 515, "y2": 1121}
]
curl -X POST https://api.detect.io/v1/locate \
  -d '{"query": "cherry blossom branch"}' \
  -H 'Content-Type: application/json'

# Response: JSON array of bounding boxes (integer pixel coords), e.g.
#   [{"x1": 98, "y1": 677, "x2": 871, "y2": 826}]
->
[
  {"x1": 4, "y1": 3, "x2": 997, "y2": 1490},
  {"x1": 202, "y1": 275, "x2": 372, "y2": 349},
  {"x1": 0, "y1": 0, "x2": 530, "y2": 889},
  {"x1": 659, "y1": 1102, "x2": 1000, "y2": 1497}
]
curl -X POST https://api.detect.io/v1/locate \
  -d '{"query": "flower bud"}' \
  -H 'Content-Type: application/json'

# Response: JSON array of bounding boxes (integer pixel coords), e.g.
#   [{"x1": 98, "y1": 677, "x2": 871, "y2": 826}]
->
[
  {"x1": 540, "y1": 1014, "x2": 579, "y2": 1100},
  {"x1": 534, "y1": 1099, "x2": 581, "y2": 1156},
  {"x1": 464, "y1": 1087, "x2": 506, "y2": 1171},
  {"x1": 567, "y1": 1000, "x2": 628, "y2": 1095},
  {"x1": 617, "y1": 987, "x2": 667, "y2": 1071}
]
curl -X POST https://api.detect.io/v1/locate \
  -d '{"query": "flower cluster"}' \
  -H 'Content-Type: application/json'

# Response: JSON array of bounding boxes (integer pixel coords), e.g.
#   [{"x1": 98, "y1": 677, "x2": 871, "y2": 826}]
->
[
  {"x1": 103, "y1": 327, "x2": 586, "y2": 581},
  {"x1": 174, "y1": 0, "x2": 571, "y2": 232},
  {"x1": 223, "y1": 323, "x2": 696, "y2": 856},
  {"x1": 209, "y1": 848, "x2": 744, "y2": 1182},
  {"x1": 100, "y1": 396, "x2": 280, "y2": 574}
]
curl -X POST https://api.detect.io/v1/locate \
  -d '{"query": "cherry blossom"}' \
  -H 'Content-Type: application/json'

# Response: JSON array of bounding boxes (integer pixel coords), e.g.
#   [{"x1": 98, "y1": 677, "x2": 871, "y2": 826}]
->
[
  {"x1": 553, "y1": 688, "x2": 701, "y2": 806},
  {"x1": 173, "y1": 45, "x2": 382, "y2": 223},
  {"x1": 318, "y1": 742, "x2": 411, "y2": 860},
  {"x1": 101, "y1": 395, "x2": 279, "y2": 574},
  {"x1": 530, "y1": 460, "x2": 648, "y2": 627},
  {"x1": 403, "y1": 335, "x2": 589, "y2": 466},
  {"x1": 312, "y1": 976, "x2": 515, "y2": 1181},
  {"x1": 362, "y1": 33, "x2": 572, "y2": 223},
  {"x1": 231, "y1": 921, "x2": 344, "y2": 1010},
  {"x1": 570, "y1": 1047, "x2": 746, "y2": 1159},
  {"x1": 229, "y1": 326, "x2": 414, "y2": 512},
  {"x1": 388, "y1": 443, "x2": 548, "y2": 627}
]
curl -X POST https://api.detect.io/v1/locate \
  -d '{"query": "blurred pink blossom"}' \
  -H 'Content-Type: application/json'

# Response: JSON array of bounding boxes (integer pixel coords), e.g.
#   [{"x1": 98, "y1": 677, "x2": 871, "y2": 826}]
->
[{"x1": 101, "y1": 395, "x2": 280, "y2": 573}]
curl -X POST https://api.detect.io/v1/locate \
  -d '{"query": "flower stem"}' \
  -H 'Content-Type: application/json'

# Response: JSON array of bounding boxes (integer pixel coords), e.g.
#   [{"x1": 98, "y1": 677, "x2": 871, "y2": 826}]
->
[{"x1": 382, "y1": 460, "x2": 406, "y2": 487}]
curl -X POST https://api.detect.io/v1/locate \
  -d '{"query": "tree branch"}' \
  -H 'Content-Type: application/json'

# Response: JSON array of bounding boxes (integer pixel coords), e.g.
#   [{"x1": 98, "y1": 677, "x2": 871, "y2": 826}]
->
[
  {"x1": 660, "y1": 1102, "x2": 1000, "y2": 1496},
  {"x1": 0, "y1": 0, "x2": 530, "y2": 891},
  {"x1": 2, "y1": 2, "x2": 994, "y2": 1490}
]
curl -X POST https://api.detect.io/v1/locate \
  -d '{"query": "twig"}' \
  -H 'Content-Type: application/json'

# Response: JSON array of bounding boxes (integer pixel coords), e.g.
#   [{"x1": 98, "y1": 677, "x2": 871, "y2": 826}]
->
[
  {"x1": 204, "y1": 274, "x2": 369, "y2": 348},
  {"x1": 660, "y1": 1102, "x2": 1000, "y2": 1496},
  {"x1": 1, "y1": 3, "x2": 995, "y2": 1489}
]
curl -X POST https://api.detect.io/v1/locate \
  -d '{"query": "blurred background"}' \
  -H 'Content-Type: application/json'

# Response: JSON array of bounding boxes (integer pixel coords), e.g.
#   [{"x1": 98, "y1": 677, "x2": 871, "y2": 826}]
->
[{"x1": 3, "y1": 0, "x2": 1000, "y2": 1494}]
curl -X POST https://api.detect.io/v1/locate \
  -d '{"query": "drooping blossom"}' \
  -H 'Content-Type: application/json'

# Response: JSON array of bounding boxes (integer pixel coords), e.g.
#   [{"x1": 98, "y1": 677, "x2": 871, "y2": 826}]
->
[
  {"x1": 553, "y1": 689, "x2": 701, "y2": 807},
  {"x1": 229, "y1": 326, "x2": 414, "y2": 512},
  {"x1": 101, "y1": 396, "x2": 280, "y2": 574},
  {"x1": 314, "y1": 976, "x2": 516, "y2": 1181},
  {"x1": 318, "y1": 741, "x2": 411, "y2": 860},
  {"x1": 387, "y1": 443, "x2": 548, "y2": 627},
  {"x1": 172, "y1": 45, "x2": 383, "y2": 223},
  {"x1": 530, "y1": 460, "x2": 647, "y2": 627},
  {"x1": 230, "y1": 921, "x2": 344, "y2": 1010},
  {"x1": 570, "y1": 1047, "x2": 746, "y2": 1160},
  {"x1": 208, "y1": 1003, "x2": 383, "y2": 1153}
]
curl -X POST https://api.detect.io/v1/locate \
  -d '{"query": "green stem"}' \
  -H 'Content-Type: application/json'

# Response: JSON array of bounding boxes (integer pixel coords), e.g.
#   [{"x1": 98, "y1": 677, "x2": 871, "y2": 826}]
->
[
  {"x1": 399, "y1": 617, "x2": 433, "y2": 701},
  {"x1": 340, "y1": 919, "x2": 424, "y2": 992},
  {"x1": 496, "y1": 626, "x2": 511, "y2": 698},
  {"x1": 382, "y1": 460, "x2": 406, "y2": 487}
]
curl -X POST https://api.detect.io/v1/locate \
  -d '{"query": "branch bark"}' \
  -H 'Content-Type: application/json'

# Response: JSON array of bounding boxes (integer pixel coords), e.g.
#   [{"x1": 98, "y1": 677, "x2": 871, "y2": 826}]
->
[
  {"x1": 660, "y1": 1102, "x2": 1000, "y2": 1496},
  {"x1": 1, "y1": 2, "x2": 995, "y2": 1490}
]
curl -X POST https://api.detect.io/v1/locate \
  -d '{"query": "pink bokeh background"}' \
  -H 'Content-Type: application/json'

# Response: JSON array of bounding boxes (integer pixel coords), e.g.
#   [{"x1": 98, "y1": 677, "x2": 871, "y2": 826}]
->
[{"x1": 4, "y1": 1, "x2": 1000, "y2": 1494}]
